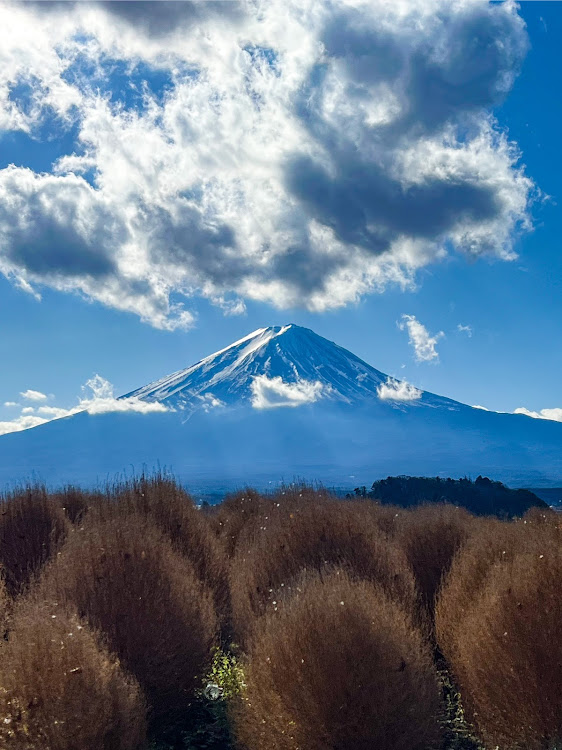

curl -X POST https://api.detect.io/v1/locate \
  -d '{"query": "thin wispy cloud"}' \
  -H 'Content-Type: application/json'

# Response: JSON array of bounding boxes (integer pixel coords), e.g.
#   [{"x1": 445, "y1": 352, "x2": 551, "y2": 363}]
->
[
  {"x1": 0, "y1": 0, "x2": 533, "y2": 328},
  {"x1": 0, "y1": 375, "x2": 169, "y2": 436},
  {"x1": 399, "y1": 314, "x2": 444, "y2": 363},
  {"x1": 457, "y1": 324, "x2": 473, "y2": 337}
]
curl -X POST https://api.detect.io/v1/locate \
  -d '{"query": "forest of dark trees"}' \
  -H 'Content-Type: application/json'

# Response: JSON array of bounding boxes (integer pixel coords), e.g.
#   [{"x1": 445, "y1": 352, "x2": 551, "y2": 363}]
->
[{"x1": 350, "y1": 475, "x2": 547, "y2": 517}]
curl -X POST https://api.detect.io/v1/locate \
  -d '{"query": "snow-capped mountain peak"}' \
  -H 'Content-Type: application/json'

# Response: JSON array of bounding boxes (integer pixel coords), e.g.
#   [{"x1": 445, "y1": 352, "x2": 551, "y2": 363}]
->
[
  {"x1": 123, "y1": 324, "x2": 457, "y2": 413},
  {"x1": 2, "y1": 324, "x2": 562, "y2": 491}
]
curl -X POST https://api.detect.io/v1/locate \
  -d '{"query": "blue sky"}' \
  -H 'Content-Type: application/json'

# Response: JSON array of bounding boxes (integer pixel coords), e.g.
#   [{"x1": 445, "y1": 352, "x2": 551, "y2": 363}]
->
[{"x1": 0, "y1": 0, "x2": 560, "y2": 433}]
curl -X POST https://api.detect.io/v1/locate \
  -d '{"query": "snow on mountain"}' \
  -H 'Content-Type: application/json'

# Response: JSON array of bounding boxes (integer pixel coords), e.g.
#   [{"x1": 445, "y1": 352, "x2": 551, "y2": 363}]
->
[
  {"x1": 123, "y1": 324, "x2": 456, "y2": 413},
  {"x1": 1, "y1": 324, "x2": 562, "y2": 493}
]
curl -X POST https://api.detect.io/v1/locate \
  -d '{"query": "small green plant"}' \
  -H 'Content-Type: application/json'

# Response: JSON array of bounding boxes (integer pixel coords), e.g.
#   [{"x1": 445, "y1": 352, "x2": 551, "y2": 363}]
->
[
  {"x1": 438, "y1": 666, "x2": 484, "y2": 750},
  {"x1": 196, "y1": 646, "x2": 246, "y2": 701},
  {"x1": 150, "y1": 647, "x2": 244, "y2": 750}
]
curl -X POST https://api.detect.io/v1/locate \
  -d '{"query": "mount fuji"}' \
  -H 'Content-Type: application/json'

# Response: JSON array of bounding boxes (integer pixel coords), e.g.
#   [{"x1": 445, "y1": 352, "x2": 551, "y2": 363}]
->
[{"x1": 1, "y1": 324, "x2": 562, "y2": 493}]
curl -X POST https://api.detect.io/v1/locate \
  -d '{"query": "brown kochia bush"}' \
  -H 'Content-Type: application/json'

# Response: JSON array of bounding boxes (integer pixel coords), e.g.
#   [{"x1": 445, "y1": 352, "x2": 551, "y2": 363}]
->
[
  {"x1": 0, "y1": 486, "x2": 68, "y2": 598},
  {"x1": 230, "y1": 499, "x2": 418, "y2": 646},
  {"x1": 209, "y1": 489, "x2": 274, "y2": 558},
  {"x1": 521, "y1": 505, "x2": 561, "y2": 527},
  {"x1": 212, "y1": 486, "x2": 339, "y2": 559},
  {"x1": 37, "y1": 512, "x2": 218, "y2": 729},
  {"x1": 52, "y1": 486, "x2": 104, "y2": 524},
  {"x1": 450, "y1": 540, "x2": 562, "y2": 750},
  {"x1": 0, "y1": 572, "x2": 9, "y2": 632},
  {"x1": 109, "y1": 475, "x2": 230, "y2": 621},
  {"x1": 392, "y1": 504, "x2": 475, "y2": 622},
  {"x1": 435, "y1": 518, "x2": 558, "y2": 665},
  {"x1": 232, "y1": 569, "x2": 443, "y2": 750},
  {"x1": 270, "y1": 483, "x2": 335, "y2": 506},
  {"x1": 0, "y1": 596, "x2": 147, "y2": 750},
  {"x1": 356, "y1": 500, "x2": 405, "y2": 537}
]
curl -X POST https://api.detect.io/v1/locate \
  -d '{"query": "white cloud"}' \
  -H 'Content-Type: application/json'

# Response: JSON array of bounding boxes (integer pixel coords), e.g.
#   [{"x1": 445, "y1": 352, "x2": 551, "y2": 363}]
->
[
  {"x1": 472, "y1": 404, "x2": 490, "y2": 411},
  {"x1": 514, "y1": 407, "x2": 562, "y2": 422},
  {"x1": 251, "y1": 375, "x2": 327, "y2": 409},
  {"x1": 3, "y1": 401, "x2": 19, "y2": 407},
  {"x1": 0, "y1": 374, "x2": 169, "y2": 436},
  {"x1": 76, "y1": 375, "x2": 170, "y2": 415},
  {"x1": 0, "y1": 0, "x2": 534, "y2": 327},
  {"x1": 0, "y1": 414, "x2": 51, "y2": 436},
  {"x1": 399, "y1": 314, "x2": 444, "y2": 363},
  {"x1": 377, "y1": 377, "x2": 422, "y2": 402},
  {"x1": 471, "y1": 404, "x2": 562, "y2": 421},
  {"x1": 457, "y1": 324, "x2": 472, "y2": 337},
  {"x1": 20, "y1": 389, "x2": 48, "y2": 401},
  {"x1": 212, "y1": 297, "x2": 247, "y2": 317}
]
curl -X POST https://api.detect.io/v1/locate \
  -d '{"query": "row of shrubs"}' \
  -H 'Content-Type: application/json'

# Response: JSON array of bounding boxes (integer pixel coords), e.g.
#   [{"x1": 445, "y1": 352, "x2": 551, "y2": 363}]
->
[{"x1": 0, "y1": 476, "x2": 560, "y2": 749}]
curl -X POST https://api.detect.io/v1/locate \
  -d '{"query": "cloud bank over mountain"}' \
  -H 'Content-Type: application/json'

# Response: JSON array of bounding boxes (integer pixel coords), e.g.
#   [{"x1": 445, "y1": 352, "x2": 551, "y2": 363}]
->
[
  {"x1": 251, "y1": 375, "x2": 327, "y2": 409},
  {"x1": 515, "y1": 406, "x2": 562, "y2": 423},
  {"x1": 0, "y1": 0, "x2": 533, "y2": 328},
  {"x1": 0, "y1": 374, "x2": 169, "y2": 435}
]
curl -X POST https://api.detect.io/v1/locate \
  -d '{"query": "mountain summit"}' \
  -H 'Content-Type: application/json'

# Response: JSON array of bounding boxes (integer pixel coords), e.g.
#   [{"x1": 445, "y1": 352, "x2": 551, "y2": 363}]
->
[
  {"x1": 124, "y1": 324, "x2": 454, "y2": 413},
  {"x1": 1, "y1": 325, "x2": 562, "y2": 492},
  {"x1": 124, "y1": 324, "x2": 389, "y2": 408}
]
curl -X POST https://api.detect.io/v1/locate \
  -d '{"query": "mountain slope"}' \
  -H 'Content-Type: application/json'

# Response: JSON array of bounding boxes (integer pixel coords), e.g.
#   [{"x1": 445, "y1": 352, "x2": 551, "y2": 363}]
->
[
  {"x1": 123, "y1": 324, "x2": 457, "y2": 412},
  {"x1": 1, "y1": 324, "x2": 561, "y2": 493}
]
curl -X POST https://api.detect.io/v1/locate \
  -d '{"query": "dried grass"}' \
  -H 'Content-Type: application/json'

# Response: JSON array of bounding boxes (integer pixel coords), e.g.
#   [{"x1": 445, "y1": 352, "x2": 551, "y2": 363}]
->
[
  {"x1": 232, "y1": 569, "x2": 443, "y2": 750},
  {"x1": 37, "y1": 511, "x2": 218, "y2": 730},
  {"x1": 209, "y1": 489, "x2": 274, "y2": 558},
  {"x1": 0, "y1": 570, "x2": 9, "y2": 633},
  {"x1": 107, "y1": 475, "x2": 230, "y2": 623},
  {"x1": 0, "y1": 595, "x2": 147, "y2": 750},
  {"x1": 230, "y1": 498, "x2": 418, "y2": 646},
  {"x1": 393, "y1": 504, "x2": 476, "y2": 622},
  {"x1": 0, "y1": 486, "x2": 69, "y2": 598},
  {"x1": 451, "y1": 536, "x2": 562, "y2": 749},
  {"x1": 52, "y1": 486, "x2": 103, "y2": 524},
  {"x1": 435, "y1": 518, "x2": 556, "y2": 665}
]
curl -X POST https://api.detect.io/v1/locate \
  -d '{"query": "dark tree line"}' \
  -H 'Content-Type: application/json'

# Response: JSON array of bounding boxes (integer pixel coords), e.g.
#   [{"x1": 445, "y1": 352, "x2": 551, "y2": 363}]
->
[{"x1": 349, "y1": 475, "x2": 547, "y2": 517}]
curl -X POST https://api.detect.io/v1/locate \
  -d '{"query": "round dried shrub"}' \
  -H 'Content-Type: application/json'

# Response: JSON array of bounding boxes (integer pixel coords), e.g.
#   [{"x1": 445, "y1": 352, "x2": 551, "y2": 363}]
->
[
  {"x1": 230, "y1": 500, "x2": 418, "y2": 646},
  {"x1": 393, "y1": 504, "x2": 475, "y2": 622},
  {"x1": 0, "y1": 486, "x2": 68, "y2": 597},
  {"x1": 53, "y1": 486, "x2": 103, "y2": 524},
  {"x1": 0, "y1": 597, "x2": 146, "y2": 750},
  {"x1": 37, "y1": 513, "x2": 218, "y2": 729},
  {"x1": 232, "y1": 569, "x2": 443, "y2": 750},
  {"x1": 109, "y1": 475, "x2": 230, "y2": 621},
  {"x1": 520, "y1": 505, "x2": 561, "y2": 527},
  {"x1": 270, "y1": 484, "x2": 334, "y2": 506},
  {"x1": 435, "y1": 519, "x2": 559, "y2": 664},
  {"x1": 210, "y1": 489, "x2": 274, "y2": 558},
  {"x1": 349, "y1": 500, "x2": 405, "y2": 537},
  {"x1": 452, "y1": 543, "x2": 562, "y2": 749}
]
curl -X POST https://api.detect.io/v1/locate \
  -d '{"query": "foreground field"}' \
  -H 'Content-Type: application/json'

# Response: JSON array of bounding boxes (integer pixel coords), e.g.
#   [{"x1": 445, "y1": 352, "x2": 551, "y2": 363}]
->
[{"x1": 0, "y1": 477, "x2": 560, "y2": 749}]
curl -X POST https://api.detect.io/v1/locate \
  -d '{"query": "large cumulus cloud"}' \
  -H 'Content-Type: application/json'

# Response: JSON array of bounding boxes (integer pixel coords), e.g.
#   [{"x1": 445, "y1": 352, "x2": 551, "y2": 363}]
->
[{"x1": 0, "y1": 0, "x2": 534, "y2": 328}]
